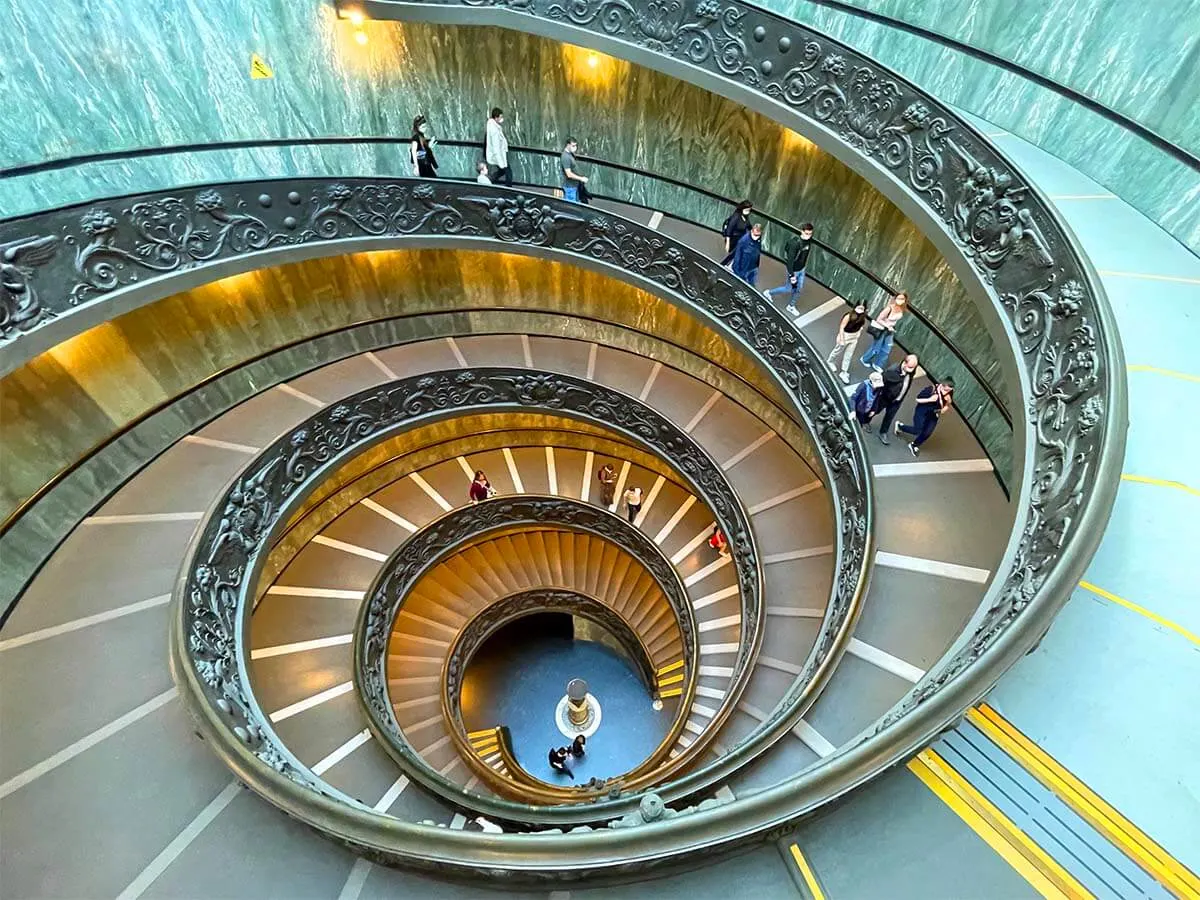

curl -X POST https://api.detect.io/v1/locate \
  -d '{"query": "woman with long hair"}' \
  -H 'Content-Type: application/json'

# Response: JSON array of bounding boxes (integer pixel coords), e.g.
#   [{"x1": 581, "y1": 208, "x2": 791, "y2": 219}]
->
[
  {"x1": 860, "y1": 291, "x2": 908, "y2": 372},
  {"x1": 410, "y1": 115, "x2": 438, "y2": 178},
  {"x1": 469, "y1": 469, "x2": 494, "y2": 503}
]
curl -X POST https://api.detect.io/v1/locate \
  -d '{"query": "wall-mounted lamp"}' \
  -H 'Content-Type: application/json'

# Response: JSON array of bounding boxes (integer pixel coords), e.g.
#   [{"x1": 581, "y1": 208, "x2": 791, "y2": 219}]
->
[
  {"x1": 340, "y1": 6, "x2": 366, "y2": 24},
  {"x1": 354, "y1": 29, "x2": 368, "y2": 45},
  {"x1": 587, "y1": 53, "x2": 599, "y2": 69}
]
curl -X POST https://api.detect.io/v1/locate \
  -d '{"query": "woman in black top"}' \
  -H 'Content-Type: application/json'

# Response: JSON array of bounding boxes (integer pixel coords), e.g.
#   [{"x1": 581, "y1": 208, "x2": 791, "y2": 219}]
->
[
  {"x1": 720, "y1": 200, "x2": 753, "y2": 265},
  {"x1": 410, "y1": 115, "x2": 438, "y2": 178},
  {"x1": 549, "y1": 746, "x2": 574, "y2": 779},
  {"x1": 826, "y1": 300, "x2": 869, "y2": 384}
]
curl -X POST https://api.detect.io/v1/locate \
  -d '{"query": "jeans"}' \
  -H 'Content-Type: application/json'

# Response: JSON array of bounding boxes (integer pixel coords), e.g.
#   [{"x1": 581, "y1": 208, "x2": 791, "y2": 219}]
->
[
  {"x1": 735, "y1": 267, "x2": 759, "y2": 287},
  {"x1": 563, "y1": 185, "x2": 579, "y2": 202},
  {"x1": 491, "y1": 165, "x2": 512, "y2": 186},
  {"x1": 826, "y1": 332, "x2": 861, "y2": 376},
  {"x1": 860, "y1": 331, "x2": 894, "y2": 369},
  {"x1": 766, "y1": 269, "x2": 806, "y2": 304},
  {"x1": 899, "y1": 407, "x2": 939, "y2": 447}
]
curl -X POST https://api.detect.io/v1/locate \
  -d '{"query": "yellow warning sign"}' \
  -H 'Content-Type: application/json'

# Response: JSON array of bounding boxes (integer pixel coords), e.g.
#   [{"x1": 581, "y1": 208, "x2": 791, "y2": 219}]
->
[{"x1": 250, "y1": 53, "x2": 274, "y2": 79}]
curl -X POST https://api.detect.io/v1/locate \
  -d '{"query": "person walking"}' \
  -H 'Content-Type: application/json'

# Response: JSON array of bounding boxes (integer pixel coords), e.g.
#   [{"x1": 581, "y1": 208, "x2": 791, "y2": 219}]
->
[
  {"x1": 475, "y1": 161, "x2": 492, "y2": 184},
  {"x1": 720, "y1": 200, "x2": 753, "y2": 265},
  {"x1": 623, "y1": 485, "x2": 643, "y2": 524},
  {"x1": 570, "y1": 734, "x2": 586, "y2": 759},
  {"x1": 851, "y1": 370, "x2": 884, "y2": 428},
  {"x1": 896, "y1": 378, "x2": 954, "y2": 457},
  {"x1": 708, "y1": 525, "x2": 730, "y2": 556},
  {"x1": 485, "y1": 107, "x2": 512, "y2": 186},
  {"x1": 469, "y1": 469, "x2": 494, "y2": 503},
  {"x1": 410, "y1": 115, "x2": 438, "y2": 178},
  {"x1": 871, "y1": 354, "x2": 919, "y2": 444},
  {"x1": 860, "y1": 292, "x2": 908, "y2": 371},
  {"x1": 765, "y1": 223, "x2": 815, "y2": 315},
  {"x1": 597, "y1": 462, "x2": 616, "y2": 507},
  {"x1": 560, "y1": 137, "x2": 589, "y2": 203},
  {"x1": 730, "y1": 223, "x2": 764, "y2": 287},
  {"x1": 826, "y1": 299, "x2": 869, "y2": 384},
  {"x1": 548, "y1": 746, "x2": 574, "y2": 779}
]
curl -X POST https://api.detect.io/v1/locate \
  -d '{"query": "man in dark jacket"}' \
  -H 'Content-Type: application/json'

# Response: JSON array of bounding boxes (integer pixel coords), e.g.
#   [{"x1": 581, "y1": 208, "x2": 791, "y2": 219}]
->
[
  {"x1": 871, "y1": 353, "x2": 919, "y2": 444},
  {"x1": 730, "y1": 223, "x2": 764, "y2": 286},
  {"x1": 765, "y1": 223, "x2": 814, "y2": 316}
]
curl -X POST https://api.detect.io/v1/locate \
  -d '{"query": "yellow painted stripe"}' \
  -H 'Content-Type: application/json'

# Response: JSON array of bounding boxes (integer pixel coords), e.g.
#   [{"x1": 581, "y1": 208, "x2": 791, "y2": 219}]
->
[
  {"x1": 1121, "y1": 474, "x2": 1200, "y2": 498},
  {"x1": 656, "y1": 659, "x2": 685, "y2": 676},
  {"x1": 1127, "y1": 365, "x2": 1200, "y2": 383},
  {"x1": 1079, "y1": 581, "x2": 1200, "y2": 647},
  {"x1": 788, "y1": 844, "x2": 826, "y2": 900},
  {"x1": 658, "y1": 687, "x2": 683, "y2": 698},
  {"x1": 471, "y1": 737, "x2": 500, "y2": 751},
  {"x1": 971, "y1": 705, "x2": 1200, "y2": 899},
  {"x1": 657, "y1": 672, "x2": 685, "y2": 687},
  {"x1": 908, "y1": 750, "x2": 1093, "y2": 899},
  {"x1": 467, "y1": 728, "x2": 496, "y2": 739}
]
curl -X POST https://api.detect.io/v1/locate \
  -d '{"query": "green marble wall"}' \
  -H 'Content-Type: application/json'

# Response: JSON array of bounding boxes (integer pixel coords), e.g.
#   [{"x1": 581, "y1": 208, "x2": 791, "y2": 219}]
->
[
  {"x1": 0, "y1": 2, "x2": 1014, "y2": 467},
  {"x1": 757, "y1": 0, "x2": 1200, "y2": 255}
]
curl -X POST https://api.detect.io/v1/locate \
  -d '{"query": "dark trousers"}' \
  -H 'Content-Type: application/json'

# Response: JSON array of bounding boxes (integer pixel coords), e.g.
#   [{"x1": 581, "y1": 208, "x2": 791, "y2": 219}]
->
[
  {"x1": 627, "y1": 504, "x2": 640, "y2": 523},
  {"x1": 600, "y1": 484, "x2": 615, "y2": 506},
  {"x1": 877, "y1": 400, "x2": 903, "y2": 434},
  {"x1": 492, "y1": 166, "x2": 512, "y2": 186},
  {"x1": 899, "y1": 408, "x2": 939, "y2": 447},
  {"x1": 550, "y1": 762, "x2": 574, "y2": 780}
]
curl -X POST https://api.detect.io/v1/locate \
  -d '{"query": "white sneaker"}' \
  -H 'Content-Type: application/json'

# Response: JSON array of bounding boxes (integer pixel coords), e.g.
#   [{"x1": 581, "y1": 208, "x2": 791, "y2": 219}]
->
[
  {"x1": 763, "y1": 290, "x2": 772, "y2": 300},
  {"x1": 839, "y1": 372, "x2": 850, "y2": 384},
  {"x1": 785, "y1": 305, "x2": 798, "y2": 316}
]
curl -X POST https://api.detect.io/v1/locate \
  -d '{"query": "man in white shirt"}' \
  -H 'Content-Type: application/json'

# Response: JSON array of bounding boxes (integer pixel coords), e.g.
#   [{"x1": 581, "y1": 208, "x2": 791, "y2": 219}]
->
[{"x1": 485, "y1": 107, "x2": 511, "y2": 186}]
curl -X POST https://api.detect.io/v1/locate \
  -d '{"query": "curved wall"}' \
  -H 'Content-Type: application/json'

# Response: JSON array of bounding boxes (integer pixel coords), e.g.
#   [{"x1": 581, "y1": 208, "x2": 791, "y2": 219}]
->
[
  {"x1": 0, "y1": 248, "x2": 821, "y2": 522},
  {"x1": 0, "y1": 3, "x2": 1007, "y2": 416},
  {"x1": 756, "y1": 0, "x2": 1200, "y2": 254}
]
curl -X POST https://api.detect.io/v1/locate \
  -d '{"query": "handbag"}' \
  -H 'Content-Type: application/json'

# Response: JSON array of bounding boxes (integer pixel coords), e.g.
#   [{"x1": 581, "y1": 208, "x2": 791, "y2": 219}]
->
[{"x1": 866, "y1": 322, "x2": 884, "y2": 339}]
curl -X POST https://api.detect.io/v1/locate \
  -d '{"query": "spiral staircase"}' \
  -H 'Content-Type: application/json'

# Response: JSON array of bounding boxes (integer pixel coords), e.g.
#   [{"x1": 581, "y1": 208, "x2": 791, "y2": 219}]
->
[{"x1": 10, "y1": 0, "x2": 1193, "y2": 896}]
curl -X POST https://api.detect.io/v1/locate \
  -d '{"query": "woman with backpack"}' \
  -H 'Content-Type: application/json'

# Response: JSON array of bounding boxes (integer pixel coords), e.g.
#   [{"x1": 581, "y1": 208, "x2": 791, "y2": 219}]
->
[{"x1": 410, "y1": 115, "x2": 438, "y2": 178}]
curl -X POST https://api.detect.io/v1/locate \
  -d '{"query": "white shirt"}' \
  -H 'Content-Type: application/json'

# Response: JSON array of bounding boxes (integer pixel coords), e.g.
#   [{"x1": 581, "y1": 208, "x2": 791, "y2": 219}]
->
[
  {"x1": 485, "y1": 117, "x2": 508, "y2": 168},
  {"x1": 476, "y1": 172, "x2": 492, "y2": 184},
  {"x1": 624, "y1": 488, "x2": 643, "y2": 506}
]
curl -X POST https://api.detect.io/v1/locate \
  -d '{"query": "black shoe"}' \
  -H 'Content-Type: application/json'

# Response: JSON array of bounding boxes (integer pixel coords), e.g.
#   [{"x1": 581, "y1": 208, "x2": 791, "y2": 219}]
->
[
  {"x1": 878, "y1": 433, "x2": 889, "y2": 445},
  {"x1": 909, "y1": 443, "x2": 920, "y2": 458},
  {"x1": 863, "y1": 422, "x2": 872, "y2": 433}
]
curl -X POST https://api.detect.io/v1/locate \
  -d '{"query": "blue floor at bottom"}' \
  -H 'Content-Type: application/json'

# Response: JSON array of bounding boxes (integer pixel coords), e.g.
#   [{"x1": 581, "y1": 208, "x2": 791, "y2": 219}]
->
[{"x1": 461, "y1": 636, "x2": 672, "y2": 782}]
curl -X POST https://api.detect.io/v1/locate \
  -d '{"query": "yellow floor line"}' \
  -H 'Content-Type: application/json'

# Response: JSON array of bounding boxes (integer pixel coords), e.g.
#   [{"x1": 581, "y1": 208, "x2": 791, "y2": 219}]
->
[
  {"x1": 1078, "y1": 581, "x2": 1200, "y2": 647},
  {"x1": 1127, "y1": 365, "x2": 1200, "y2": 383},
  {"x1": 658, "y1": 687, "x2": 683, "y2": 698},
  {"x1": 908, "y1": 750, "x2": 1093, "y2": 899},
  {"x1": 656, "y1": 659, "x2": 685, "y2": 675},
  {"x1": 970, "y1": 705, "x2": 1200, "y2": 899},
  {"x1": 657, "y1": 672, "x2": 685, "y2": 687},
  {"x1": 1121, "y1": 474, "x2": 1199, "y2": 498},
  {"x1": 788, "y1": 843, "x2": 826, "y2": 900}
]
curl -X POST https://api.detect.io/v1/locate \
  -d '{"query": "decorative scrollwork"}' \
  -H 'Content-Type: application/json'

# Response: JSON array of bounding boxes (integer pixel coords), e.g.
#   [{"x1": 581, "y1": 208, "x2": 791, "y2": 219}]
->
[{"x1": 360, "y1": 0, "x2": 1116, "y2": 784}]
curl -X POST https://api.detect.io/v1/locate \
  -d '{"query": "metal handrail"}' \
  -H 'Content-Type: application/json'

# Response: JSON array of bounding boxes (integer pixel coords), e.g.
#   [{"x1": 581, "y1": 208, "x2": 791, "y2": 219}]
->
[
  {"x1": 0, "y1": 134, "x2": 1010, "y2": 435},
  {"x1": 352, "y1": 497, "x2": 706, "y2": 814},
  {"x1": 440, "y1": 585, "x2": 667, "y2": 802}
]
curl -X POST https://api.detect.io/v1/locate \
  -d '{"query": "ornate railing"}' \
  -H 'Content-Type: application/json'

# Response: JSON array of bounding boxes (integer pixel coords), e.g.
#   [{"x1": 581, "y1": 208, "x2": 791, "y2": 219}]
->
[
  {"x1": 355, "y1": 496, "x2": 704, "y2": 809},
  {"x1": 441, "y1": 586, "x2": 664, "y2": 800},
  {"x1": 333, "y1": 0, "x2": 1122, "y2": 860},
  {"x1": 178, "y1": 360, "x2": 862, "y2": 831}
]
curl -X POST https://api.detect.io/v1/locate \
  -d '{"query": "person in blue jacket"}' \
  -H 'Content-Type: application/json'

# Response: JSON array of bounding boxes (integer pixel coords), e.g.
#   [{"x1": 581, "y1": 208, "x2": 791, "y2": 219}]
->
[
  {"x1": 730, "y1": 222, "x2": 763, "y2": 286},
  {"x1": 851, "y1": 371, "x2": 884, "y2": 428}
]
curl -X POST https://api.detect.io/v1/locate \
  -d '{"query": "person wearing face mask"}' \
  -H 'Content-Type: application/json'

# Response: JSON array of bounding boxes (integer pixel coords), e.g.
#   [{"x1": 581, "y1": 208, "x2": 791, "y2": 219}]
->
[
  {"x1": 871, "y1": 353, "x2": 919, "y2": 445},
  {"x1": 860, "y1": 291, "x2": 908, "y2": 372},
  {"x1": 720, "y1": 200, "x2": 753, "y2": 265},
  {"x1": 765, "y1": 223, "x2": 815, "y2": 316},
  {"x1": 410, "y1": 115, "x2": 438, "y2": 178},
  {"x1": 826, "y1": 299, "x2": 868, "y2": 384},
  {"x1": 485, "y1": 107, "x2": 512, "y2": 186}
]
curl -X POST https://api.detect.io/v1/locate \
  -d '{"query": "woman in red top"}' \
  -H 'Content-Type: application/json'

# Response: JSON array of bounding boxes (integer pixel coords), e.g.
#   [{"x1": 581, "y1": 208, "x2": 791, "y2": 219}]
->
[{"x1": 469, "y1": 470, "x2": 493, "y2": 503}]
